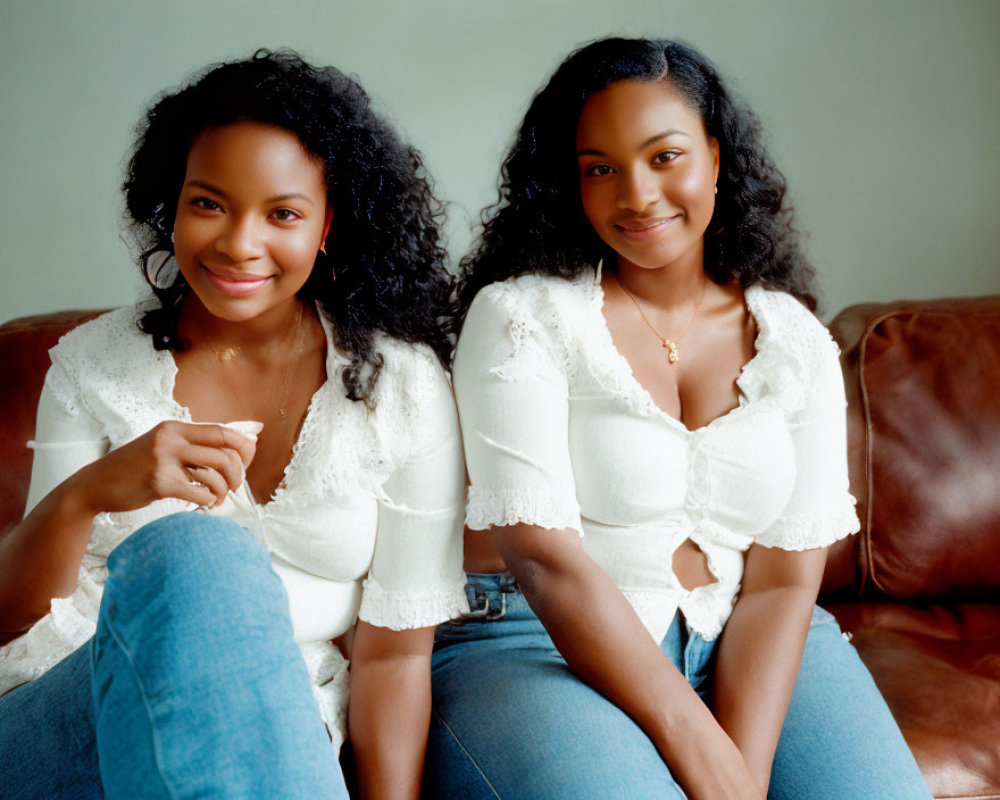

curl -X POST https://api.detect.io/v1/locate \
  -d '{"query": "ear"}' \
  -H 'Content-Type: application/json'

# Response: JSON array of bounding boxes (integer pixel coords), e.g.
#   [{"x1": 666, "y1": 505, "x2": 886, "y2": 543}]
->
[
  {"x1": 320, "y1": 205, "x2": 334, "y2": 252},
  {"x1": 709, "y1": 137, "x2": 720, "y2": 184}
]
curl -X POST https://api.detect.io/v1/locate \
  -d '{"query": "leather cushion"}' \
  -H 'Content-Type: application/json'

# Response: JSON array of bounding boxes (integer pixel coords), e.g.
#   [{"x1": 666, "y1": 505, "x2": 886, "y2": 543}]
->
[
  {"x1": 831, "y1": 297, "x2": 1000, "y2": 600},
  {"x1": 0, "y1": 311, "x2": 103, "y2": 537},
  {"x1": 826, "y1": 602, "x2": 1000, "y2": 800}
]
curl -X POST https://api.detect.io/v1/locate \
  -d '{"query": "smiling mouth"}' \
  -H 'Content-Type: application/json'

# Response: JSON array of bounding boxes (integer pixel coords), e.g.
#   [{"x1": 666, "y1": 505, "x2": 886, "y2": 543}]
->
[
  {"x1": 203, "y1": 266, "x2": 272, "y2": 297},
  {"x1": 615, "y1": 216, "x2": 677, "y2": 240}
]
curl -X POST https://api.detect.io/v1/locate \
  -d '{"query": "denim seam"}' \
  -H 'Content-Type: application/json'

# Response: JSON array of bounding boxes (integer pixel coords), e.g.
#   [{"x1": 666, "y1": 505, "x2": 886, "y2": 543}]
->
[
  {"x1": 98, "y1": 605, "x2": 179, "y2": 800},
  {"x1": 432, "y1": 708, "x2": 502, "y2": 799}
]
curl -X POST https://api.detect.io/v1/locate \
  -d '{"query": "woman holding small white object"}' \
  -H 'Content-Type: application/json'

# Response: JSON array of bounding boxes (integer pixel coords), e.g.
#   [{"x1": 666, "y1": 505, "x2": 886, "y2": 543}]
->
[{"x1": 0, "y1": 50, "x2": 466, "y2": 800}]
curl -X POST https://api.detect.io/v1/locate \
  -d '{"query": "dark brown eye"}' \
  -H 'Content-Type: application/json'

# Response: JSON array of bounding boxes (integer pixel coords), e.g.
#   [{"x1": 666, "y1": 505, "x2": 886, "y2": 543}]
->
[{"x1": 653, "y1": 151, "x2": 679, "y2": 165}]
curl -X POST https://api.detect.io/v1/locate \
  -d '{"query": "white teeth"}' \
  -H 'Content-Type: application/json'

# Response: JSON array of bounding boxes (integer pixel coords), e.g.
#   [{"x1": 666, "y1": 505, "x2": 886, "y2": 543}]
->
[
  {"x1": 618, "y1": 216, "x2": 677, "y2": 233},
  {"x1": 621, "y1": 219, "x2": 666, "y2": 231},
  {"x1": 620, "y1": 221, "x2": 663, "y2": 231}
]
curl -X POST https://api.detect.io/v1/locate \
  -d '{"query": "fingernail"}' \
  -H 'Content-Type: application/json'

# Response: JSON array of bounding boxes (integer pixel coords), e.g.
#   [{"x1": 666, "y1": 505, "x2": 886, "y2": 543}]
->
[{"x1": 226, "y1": 420, "x2": 264, "y2": 436}]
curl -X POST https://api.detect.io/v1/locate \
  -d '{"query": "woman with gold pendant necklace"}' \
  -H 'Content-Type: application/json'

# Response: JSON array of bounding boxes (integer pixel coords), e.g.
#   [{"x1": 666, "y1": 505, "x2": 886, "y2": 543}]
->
[{"x1": 425, "y1": 37, "x2": 932, "y2": 800}]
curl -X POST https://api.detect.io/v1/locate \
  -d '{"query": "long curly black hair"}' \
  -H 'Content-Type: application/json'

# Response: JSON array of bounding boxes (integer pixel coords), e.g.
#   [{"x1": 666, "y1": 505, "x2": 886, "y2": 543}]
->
[
  {"x1": 458, "y1": 37, "x2": 817, "y2": 317},
  {"x1": 124, "y1": 49, "x2": 452, "y2": 402}
]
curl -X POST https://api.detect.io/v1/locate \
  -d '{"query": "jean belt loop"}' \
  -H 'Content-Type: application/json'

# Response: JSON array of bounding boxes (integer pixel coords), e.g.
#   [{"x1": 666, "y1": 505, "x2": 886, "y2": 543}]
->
[
  {"x1": 497, "y1": 571, "x2": 519, "y2": 594},
  {"x1": 458, "y1": 574, "x2": 518, "y2": 623}
]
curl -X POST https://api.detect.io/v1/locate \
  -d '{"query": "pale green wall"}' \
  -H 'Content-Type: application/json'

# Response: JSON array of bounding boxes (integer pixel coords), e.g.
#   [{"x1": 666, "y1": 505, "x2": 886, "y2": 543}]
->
[{"x1": 1, "y1": 0, "x2": 998, "y2": 323}]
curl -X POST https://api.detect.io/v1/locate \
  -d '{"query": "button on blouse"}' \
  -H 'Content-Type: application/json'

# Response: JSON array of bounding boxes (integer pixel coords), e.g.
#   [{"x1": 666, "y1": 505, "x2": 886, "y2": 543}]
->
[{"x1": 454, "y1": 270, "x2": 858, "y2": 643}]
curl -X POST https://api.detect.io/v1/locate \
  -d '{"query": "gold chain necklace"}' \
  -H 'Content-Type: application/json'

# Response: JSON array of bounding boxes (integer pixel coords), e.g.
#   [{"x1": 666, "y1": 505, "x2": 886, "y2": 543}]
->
[
  {"x1": 211, "y1": 302, "x2": 305, "y2": 419},
  {"x1": 617, "y1": 276, "x2": 707, "y2": 364},
  {"x1": 276, "y1": 302, "x2": 305, "y2": 419}
]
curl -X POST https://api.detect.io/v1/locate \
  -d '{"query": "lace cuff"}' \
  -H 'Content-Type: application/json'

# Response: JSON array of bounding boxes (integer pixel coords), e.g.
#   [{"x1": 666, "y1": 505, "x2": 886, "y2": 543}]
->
[
  {"x1": 756, "y1": 496, "x2": 860, "y2": 551},
  {"x1": 358, "y1": 576, "x2": 469, "y2": 630},
  {"x1": 299, "y1": 640, "x2": 350, "y2": 755},
  {"x1": 0, "y1": 594, "x2": 97, "y2": 697},
  {"x1": 466, "y1": 486, "x2": 583, "y2": 534}
]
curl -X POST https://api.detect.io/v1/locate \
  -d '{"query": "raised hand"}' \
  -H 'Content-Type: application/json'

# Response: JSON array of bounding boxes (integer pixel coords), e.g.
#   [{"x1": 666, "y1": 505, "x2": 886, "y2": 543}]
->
[{"x1": 69, "y1": 420, "x2": 260, "y2": 515}]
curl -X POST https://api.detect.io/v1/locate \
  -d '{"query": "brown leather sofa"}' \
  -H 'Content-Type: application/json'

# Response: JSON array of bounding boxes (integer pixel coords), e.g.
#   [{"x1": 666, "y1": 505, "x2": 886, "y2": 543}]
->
[
  {"x1": 1, "y1": 297, "x2": 998, "y2": 798},
  {"x1": 822, "y1": 296, "x2": 1000, "y2": 800}
]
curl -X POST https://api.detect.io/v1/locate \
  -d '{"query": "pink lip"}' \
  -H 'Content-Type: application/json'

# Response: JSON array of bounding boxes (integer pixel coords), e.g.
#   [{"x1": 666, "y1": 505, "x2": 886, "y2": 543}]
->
[
  {"x1": 615, "y1": 216, "x2": 678, "y2": 241},
  {"x1": 203, "y1": 267, "x2": 271, "y2": 297}
]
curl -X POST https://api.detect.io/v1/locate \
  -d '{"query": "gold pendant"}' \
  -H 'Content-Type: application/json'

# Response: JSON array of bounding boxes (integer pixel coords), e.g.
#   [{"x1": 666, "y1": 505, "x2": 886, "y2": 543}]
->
[{"x1": 663, "y1": 340, "x2": 679, "y2": 364}]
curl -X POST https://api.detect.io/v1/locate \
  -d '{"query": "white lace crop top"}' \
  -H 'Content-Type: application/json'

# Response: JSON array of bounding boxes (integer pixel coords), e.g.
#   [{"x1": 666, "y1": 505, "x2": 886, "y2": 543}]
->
[
  {"x1": 453, "y1": 270, "x2": 859, "y2": 644},
  {"x1": 0, "y1": 305, "x2": 469, "y2": 749}
]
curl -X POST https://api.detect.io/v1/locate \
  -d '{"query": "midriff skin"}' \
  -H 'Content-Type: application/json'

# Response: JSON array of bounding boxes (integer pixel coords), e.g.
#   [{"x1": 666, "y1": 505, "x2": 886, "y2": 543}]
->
[{"x1": 463, "y1": 529, "x2": 715, "y2": 592}]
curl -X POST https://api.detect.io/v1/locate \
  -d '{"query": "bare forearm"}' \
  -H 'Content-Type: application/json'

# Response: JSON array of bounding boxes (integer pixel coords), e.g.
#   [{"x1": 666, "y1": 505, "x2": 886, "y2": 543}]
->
[
  {"x1": 713, "y1": 585, "x2": 816, "y2": 794},
  {"x1": 350, "y1": 666, "x2": 429, "y2": 800},
  {"x1": 509, "y1": 542, "x2": 703, "y2": 746},
  {"x1": 0, "y1": 474, "x2": 97, "y2": 634},
  {"x1": 0, "y1": 421, "x2": 256, "y2": 638},
  {"x1": 495, "y1": 527, "x2": 757, "y2": 799},
  {"x1": 349, "y1": 654, "x2": 430, "y2": 800}
]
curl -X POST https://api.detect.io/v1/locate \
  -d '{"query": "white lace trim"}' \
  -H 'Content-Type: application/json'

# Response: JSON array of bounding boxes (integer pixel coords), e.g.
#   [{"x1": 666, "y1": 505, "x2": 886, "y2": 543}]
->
[
  {"x1": 571, "y1": 277, "x2": 838, "y2": 426},
  {"x1": 463, "y1": 273, "x2": 855, "y2": 646},
  {"x1": 369, "y1": 335, "x2": 453, "y2": 472},
  {"x1": 489, "y1": 318, "x2": 545, "y2": 382},
  {"x1": 300, "y1": 640, "x2": 350, "y2": 754},
  {"x1": 756, "y1": 497, "x2": 860, "y2": 551},
  {"x1": 0, "y1": 578, "x2": 100, "y2": 696},
  {"x1": 678, "y1": 580, "x2": 739, "y2": 642},
  {"x1": 47, "y1": 306, "x2": 401, "y2": 506},
  {"x1": 620, "y1": 589, "x2": 682, "y2": 644},
  {"x1": 41, "y1": 359, "x2": 86, "y2": 418},
  {"x1": 737, "y1": 287, "x2": 841, "y2": 415},
  {"x1": 478, "y1": 277, "x2": 577, "y2": 387},
  {"x1": 466, "y1": 486, "x2": 582, "y2": 534},
  {"x1": 582, "y1": 279, "x2": 667, "y2": 420},
  {"x1": 4, "y1": 305, "x2": 464, "y2": 706},
  {"x1": 47, "y1": 310, "x2": 168, "y2": 444},
  {"x1": 358, "y1": 577, "x2": 470, "y2": 630},
  {"x1": 271, "y1": 358, "x2": 341, "y2": 504}
]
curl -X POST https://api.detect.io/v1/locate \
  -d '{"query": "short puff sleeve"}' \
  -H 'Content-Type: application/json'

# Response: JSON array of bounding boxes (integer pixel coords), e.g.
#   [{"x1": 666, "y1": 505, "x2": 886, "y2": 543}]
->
[
  {"x1": 357, "y1": 347, "x2": 469, "y2": 629},
  {"x1": 755, "y1": 304, "x2": 860, "y2": 550},
  {"x1": 453, "y1": 282, "x2": 583, "y2": 534},
  {"x1": 25, "y1": 350, "x2": 110, "y2": 516}
]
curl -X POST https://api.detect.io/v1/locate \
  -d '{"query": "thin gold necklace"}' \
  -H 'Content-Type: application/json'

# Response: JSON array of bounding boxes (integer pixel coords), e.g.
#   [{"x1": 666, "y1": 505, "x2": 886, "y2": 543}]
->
[
  {"x1": 211, "y1": 302, "x2": 305, "y2": 419},
  {"x1": 276, "y1": 303, "x2": 305, "y2": 419},
  {"x1": 617, "y1": 275, "x2": 707, "y2": 364}
]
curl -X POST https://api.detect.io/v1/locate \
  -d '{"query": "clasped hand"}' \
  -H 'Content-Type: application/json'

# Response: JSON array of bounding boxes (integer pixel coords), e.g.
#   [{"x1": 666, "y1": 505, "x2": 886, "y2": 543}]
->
[{"x1": 70, "y1": 420, "x2": 259, "y2": 515}]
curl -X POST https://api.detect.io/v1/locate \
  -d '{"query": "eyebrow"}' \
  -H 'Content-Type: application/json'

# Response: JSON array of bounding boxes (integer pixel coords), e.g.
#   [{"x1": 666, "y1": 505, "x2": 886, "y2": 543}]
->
[
  {"x1": 577, "y1": 129, "x2": 691, "y2": 157},
  {"x1": 184, "y1": 179, "x2": 316, "y2": 205}
]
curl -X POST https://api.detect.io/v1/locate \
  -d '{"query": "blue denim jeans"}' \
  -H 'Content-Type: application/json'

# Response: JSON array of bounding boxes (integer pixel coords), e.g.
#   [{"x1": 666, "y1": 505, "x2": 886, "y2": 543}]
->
[
  {"x1": 425, "y1": 573, "x2": 931, "y2": 800},
  {"x1": 0, "y1": 513, "x2": 347, "y2": 799}
]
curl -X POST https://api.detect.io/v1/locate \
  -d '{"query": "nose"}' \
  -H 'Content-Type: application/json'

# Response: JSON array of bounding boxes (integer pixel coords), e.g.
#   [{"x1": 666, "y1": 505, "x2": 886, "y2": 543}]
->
[
  {"x1": 214, "y1": 215, "x2": 265, "y2": 261},
  {"x1": 617, "y1": 167, "x2": 659, "y2": 212}
]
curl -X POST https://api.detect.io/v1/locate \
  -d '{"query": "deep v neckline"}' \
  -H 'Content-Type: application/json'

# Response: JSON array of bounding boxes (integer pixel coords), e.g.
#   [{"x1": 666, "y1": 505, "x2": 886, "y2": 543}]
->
[
  {"x1": 591, "y1": 269, "x2": 765, "y2": 435},
  {"x1": 162, "y1": 309, "x2": 342, "y2": 509}
]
